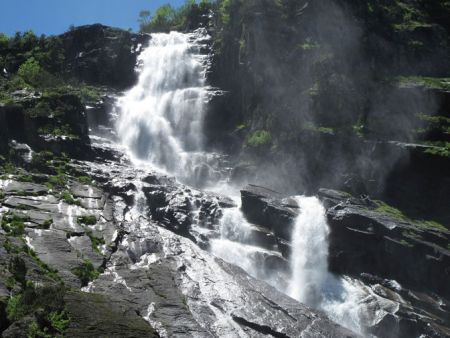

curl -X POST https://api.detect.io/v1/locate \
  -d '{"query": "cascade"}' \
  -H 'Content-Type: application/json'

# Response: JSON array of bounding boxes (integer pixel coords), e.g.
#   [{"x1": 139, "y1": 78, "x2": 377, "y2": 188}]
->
[
  {"x1": 288, "y1": 196, "x2": 364, "y2": 334},
  {"x1": 116, "y1": 29, "x2": 211, "y2": 186},
  {"x1": 288, "y1": 196, "x2": 329, "y2": 307},
  {"x1": 115, "y1": 30, "x2": 376, "y2": 336}
]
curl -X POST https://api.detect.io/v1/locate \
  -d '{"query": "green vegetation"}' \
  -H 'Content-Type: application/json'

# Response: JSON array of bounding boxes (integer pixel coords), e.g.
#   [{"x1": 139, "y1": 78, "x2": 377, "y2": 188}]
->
[
  {"x1": 61, "y1": 190, "x2": 80, "y2": 205},
  {"x1": 375, "y1": 200, "x2": 448, "y2": 232},
  {"x1": 423, "y1": 141, "x2": 450, "y2": 158},
  {"x1": 71, "y1": 260, "x2": 100, "y2": 286},
  {"x1": 17, "y1": 57, "x2": 59, "y2": 88},
  {"x1": 42, "y1": 219, "x2": 53, "y2": 229},
  {"x1": 48, "y1": 310, "x2": 70, "y2": 334},
  {"x1": 4, "y1": 238, "x2": 61, "y2": 282},
  {"x1": 397, "y1": 76, "x2": 450, "y2": 90},
  {"x1": 299, "y1": 38, "x2": 320, "y2": 51},
  {"x1": 6, "y1": 282, "x2": 69, "y2": 336},
  {"x1": 218, "y1": 0, "x2": 232, "y2": 25},
  {"x1": 46, "y1": 174, "x2": 67, "y2": 189},
  {"x1": 85, "y1": 230, "x2": 106, "y2": 254},
  {"x1": 303, "y1": 122, "x2": 335, "y2": 135},
  {"x1": 245, "y1": 130, "x2": 272, "y2": 147},
  {"x1": 139, "y1": 0, "x2": 213, "y2": 33},
  {"x1": 1, "y1": 212, "x2": 28, "y2": 236},
  {"x1": 77, "y1": 176, "x2": 92, "y2": 185},
  {"x1": 2, "y1": 235, "x2": 68, "y2": 336},
  {"x1": 38, "y1": 124, "x2": 78, "y2": 139},
  {"x1": 77, "y1": 215, "x2": 97, "y2": 226}
]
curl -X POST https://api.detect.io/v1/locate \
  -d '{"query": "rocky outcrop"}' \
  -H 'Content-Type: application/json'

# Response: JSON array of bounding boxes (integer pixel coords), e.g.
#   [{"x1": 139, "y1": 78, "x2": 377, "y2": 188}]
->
[
  {"x1": 240, "y1": 185, "x2": 299, "y2": 241},
  {"x1": 61, "y1": 24, "x2": 150, "y2": 89},
  {"x1": 0, "y1": 91, "x2": 91, "y2": 158},
  {"x1": 64, "y1": 291, "x2": 159, "y2": 337},
  {"x1": 319, "y1": 188, "x2": 450, "y2": 298},
  {"x1": 35, "y1": 149, "x2": 355, "y2": 337},
  {"x1": 318, "y1": 188, "x2": 450, "y2": 337},
  {"x1": 79, "y1": 166, "x2": 357, "y2": 337}
]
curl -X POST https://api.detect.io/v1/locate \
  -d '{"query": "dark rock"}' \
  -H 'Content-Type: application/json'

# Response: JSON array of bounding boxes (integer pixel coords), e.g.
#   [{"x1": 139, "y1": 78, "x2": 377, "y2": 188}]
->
[
  {"x1": 1, "y1": 315, "x2": 35, "y2": 338},
  {"x1": 240, "y1": 184, "x2": 299, "y2": 240},
  {"x1": 246, "y1": 224, "x2": 278, "y2": 251},
  {"x1": 0, "y1": 93, "x2": 92, "y2": 159},
  {"x1": 320, "y1": 190, "x2": 450, "y2": 298},
  {"x1": 61, "y1": 24, "x2": 150, "y2": 89},
  {"x1": 64, "y1": 291, "x2": 158, "y2": 338}
]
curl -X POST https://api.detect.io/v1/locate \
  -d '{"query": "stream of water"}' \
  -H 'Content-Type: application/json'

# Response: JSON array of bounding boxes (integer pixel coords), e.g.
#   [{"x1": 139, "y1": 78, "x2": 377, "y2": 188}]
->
[{"x1": 114, "y1": 30, "x2": 377, "y2": 335}]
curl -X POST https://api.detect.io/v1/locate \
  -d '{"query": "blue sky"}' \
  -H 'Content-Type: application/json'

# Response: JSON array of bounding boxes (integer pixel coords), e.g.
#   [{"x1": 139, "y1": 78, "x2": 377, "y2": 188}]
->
[{"x1": 0, "y1": 0, "x2": 185, "y2": 36}]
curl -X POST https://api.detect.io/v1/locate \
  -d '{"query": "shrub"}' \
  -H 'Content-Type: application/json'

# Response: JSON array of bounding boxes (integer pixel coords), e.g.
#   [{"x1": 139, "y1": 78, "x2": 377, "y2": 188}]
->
[
  {"x1": 6, "y1": 294, "x2": 24, "y2": 322},
  {"x1": 71, "y1": 260, "x2": 100, "y2": 286},
  {"x1": 1, "y1": 212, "x2": 28, "y2": 236},
  {"x1": 77, "y1": 176, "x2": 92, "y2": 185},
  {"x1": 17, "y1": 57, "x2": 42, "y2": 86},
  {"x1": 77, "y1": 215, "x2": 97, "y2": 225},
  {"x1": 246, "y1": 130, "x2": 272, "y2": 147},
  {"x1": 17, "y1": 57, "x2": 59, "y2": 88},
  {"x1": 48, "y1": 310, "x2": 70, "y2": 333},
  {"x1": 61, "y1": 191, "x2": 79, "y2": 205},
  {"x1": 46, "y1": 174, "x2": 67, "y2": 189},
  {"x1": 219, "y1": 0, "x2": 232, "y2": 25}
]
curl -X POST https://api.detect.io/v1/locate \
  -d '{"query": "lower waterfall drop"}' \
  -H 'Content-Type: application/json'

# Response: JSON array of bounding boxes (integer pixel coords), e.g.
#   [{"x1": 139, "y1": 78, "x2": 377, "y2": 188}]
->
[
  {"x1": 288, "y1": 196, "x2": 329, "y2": 307},
  {"x1": 288, "y1": 196, "x2": 364, "y2": 334}
]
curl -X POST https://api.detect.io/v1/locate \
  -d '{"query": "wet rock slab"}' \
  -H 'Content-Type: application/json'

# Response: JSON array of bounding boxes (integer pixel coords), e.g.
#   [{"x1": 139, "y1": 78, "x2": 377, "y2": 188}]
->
[
  {"x1": 85, "y1": 220, "x2": 358, "y2": 338},
  {"x1": 240, "y1": 184, "x2": 300, "y2": 240}
]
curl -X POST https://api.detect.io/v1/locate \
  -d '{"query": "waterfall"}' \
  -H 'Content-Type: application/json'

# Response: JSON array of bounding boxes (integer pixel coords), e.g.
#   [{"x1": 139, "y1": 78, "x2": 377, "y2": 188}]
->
[
  {"x1": 288, "y1": 196, "x2": 329, "y2": 307},
  {"x1": 116, "y1": 29, "x2": 211, "y2": 185},
  {"x1": 114, "y1": 30, "x2": 373, "y2": 336},
  {"x1": 288, "y1": 196, "x2": 364, "y2": 334}
]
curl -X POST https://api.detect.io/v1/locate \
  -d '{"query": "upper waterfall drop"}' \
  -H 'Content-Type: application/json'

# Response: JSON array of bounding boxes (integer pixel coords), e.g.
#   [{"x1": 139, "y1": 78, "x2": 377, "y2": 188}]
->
[{"x1": 116, "y1": 30, "x2": 211, "y2": 184}]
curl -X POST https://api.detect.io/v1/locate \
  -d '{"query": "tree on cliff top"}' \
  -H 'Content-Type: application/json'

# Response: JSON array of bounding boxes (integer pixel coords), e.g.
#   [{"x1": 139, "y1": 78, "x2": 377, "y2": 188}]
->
[{"x1": 139, "y1": 0, "x2": 213, "y2": 33}]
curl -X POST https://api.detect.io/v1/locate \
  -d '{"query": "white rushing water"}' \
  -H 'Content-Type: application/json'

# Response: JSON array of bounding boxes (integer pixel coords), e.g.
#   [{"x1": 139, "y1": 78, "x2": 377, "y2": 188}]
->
[
  {"x1": 116, "y1": 29, "x2": 212, "y2": 186},
  {"x1": 114, "y1": 30, "x2": 379, "y2": 336},
  {"x1": 288, "y1": 196, "x2": 365, "y2": 334},
  {"x1": 288, "y1": 196, "x2": 330, "y2": 307}
]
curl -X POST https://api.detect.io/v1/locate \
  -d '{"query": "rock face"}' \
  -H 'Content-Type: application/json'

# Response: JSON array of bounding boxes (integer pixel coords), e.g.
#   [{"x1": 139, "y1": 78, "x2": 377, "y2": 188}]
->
[
  {"x1": 241, "y1": 184, "x2": 299, "y2": 241},
  {"x1": 318, "y1": 188, "x2": 450, "y2": 337},
  {"x1": 0, "y1": 138, "x2": 359, "y2": 337},
  {"x1": 0, "y1": 91, "x2": 91, "y2": 158},
  {"x1": 205, "y1": 0, "x2": 450, "y2": 232},
  {"x1": 61, "y1": 24, "x2": 150, "y2": 89},
  {"x1": 69, "y1": 153, "x2": 357, "y2": 337},
  {"x1": 64, "y1": 291, "x2": 159, "y2": 338}
]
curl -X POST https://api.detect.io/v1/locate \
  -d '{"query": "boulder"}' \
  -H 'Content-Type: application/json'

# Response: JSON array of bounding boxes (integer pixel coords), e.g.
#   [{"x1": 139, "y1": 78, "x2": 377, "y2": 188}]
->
[{"x1": 240, "y1": 184, "x2": 299, "y2": 240}]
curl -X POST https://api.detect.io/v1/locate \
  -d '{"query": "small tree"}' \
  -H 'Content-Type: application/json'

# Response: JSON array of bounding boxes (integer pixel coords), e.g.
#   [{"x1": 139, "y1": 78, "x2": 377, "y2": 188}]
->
[
  {"x1": 138, "y1": 10, "x2": 151, "y2": 27},
  {"x1": 17, "y1": 57, "x2": 42, "y2": 86}
]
